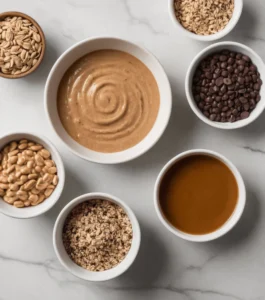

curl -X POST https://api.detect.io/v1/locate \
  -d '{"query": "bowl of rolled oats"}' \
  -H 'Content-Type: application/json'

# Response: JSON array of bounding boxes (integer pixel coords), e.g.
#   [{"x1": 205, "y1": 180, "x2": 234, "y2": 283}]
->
[
  {"x1": 0, "y1": 132, "x2": 65, "y2": 218},
  {"x1": 53, "y1": 193, "x2": 141, "y2": 281},
  {"x1": 169, "y1": 0, "x2": 243, "y2": 41},
  {"x1": 0, "y1": 11, "x2": 45, "y2": 78}
]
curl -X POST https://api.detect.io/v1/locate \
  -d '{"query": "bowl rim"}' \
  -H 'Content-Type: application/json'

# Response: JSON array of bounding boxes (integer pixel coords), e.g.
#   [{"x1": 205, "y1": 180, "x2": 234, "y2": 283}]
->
[
  {"x1": 0, "y1": 132, "x2": 65, "y2": 218},
  {"x1": 0, "y1": 11, "x2": 46, "y2": 79},
  {"x1": 44, "y1": 36, "x2": 172, "y2": 164},
  {"x1": 53, "y1": 192, "x2": 141, "y2": 281},
  {"x1": 185, "y1": 41, "x2": 265, "y2": 129},
  {"x1": 168, "y1": 0, "x2": 243, "y2": 41},
  {"x1": 154, "y1": 149, "x2": 246, "y2": 242}
]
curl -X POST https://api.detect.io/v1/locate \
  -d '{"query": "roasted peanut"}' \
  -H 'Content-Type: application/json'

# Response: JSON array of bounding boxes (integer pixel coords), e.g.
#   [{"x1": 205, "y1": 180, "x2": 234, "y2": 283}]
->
[
  {"x1": 17, "y1": 156, "x2": 26, "y2": 165},
  {"x1": 48, "y1": 167, "x2": 57, "y2": 174},
  {"x1": 35, "y1": 154, "x2": 44, "y2": 166},
  {"x1": 25, "y1": 150, "x2": 34, "y2": 156},
  {"x1": 23, "y1": 179, "x2": 36, "y2": 191},
  {"x1": 30, "y1": 145, "x2": 42, "y2": 151},
  {"x1": 53, "y1": 175, "x2": 58, "y2": 186},
  {"x1": 20, "y1": 166, "x2": 30, "y2": 175},
  {"x1": 44, "y1": 160, "x2": 54, "y2": 167},
  {"x1": 0, "y1": 183, "x2": 9, "y2": 189},
  {"x1": 44, "y1": 188, "x2": 53, "y2": 197},
  {"x1": 28, "y1": 173, "x2": 38, "y2": 180},
  {"x1": 6, "y1": 190, "x2": 16, "y2": 197},
  {"x1": 43, "y1": 173, "x2": 53, "y2": 183},
  {"x1": 3, "y1": 195, "x2": 17, "y2": 204},
  {"x1": 8, "y1": 173, "x2": 16, "y2": 183},
  {"x1": 9, "y1": 183, "x2": 19, "y2": 191},
  {"x1": 27, "y1": 160, "x2": 34, "y2": 169},
  {"x1": 36, "y1": 178, "x2": 48, "y2": 190},
  {"x1": 9, "y1": 142, "x2": 18, "y2": 151},
  {"x1": 0, "y1": 175, "x2": 8, "y2": 183},
  {"x1": 35, "y1": 166, "x2": 42, "y2": 173},
  {"x1": 18, "y1": 143, "x2": 28, "y2": 150},
  {"x1": 14, "y1": 200, "x2": 24, "y2": 208},
  {"x1": 29, "y1": 194, "x2": 38, "y2": 203},
  {"x1": 8, "y1": 150, "x2": 19, "y2": 157},
  {"x1": 39, "y1": 149, "x2": 50, "y2": 159},
  {"x1": 6, "y1": 165, "x2": 15, "y2": 174},
  {"x1": 20, "y1": 175, "x2": 28, "y2": 183},
  {"x1": 19, "y1": 139, "x2": 28, "y2": 144},
  {"x1": 31, "y1": 188, "x2": 40, "y2": 195},
  {"x1": 31, "y1": 193, "x2": 45, "y2": 206},
  {"x1": 8, "y1": 155, "x2": 18, "y2": 164},
  {"x1": 0, "y1": 188, "x2": 5, "y2": 197}
]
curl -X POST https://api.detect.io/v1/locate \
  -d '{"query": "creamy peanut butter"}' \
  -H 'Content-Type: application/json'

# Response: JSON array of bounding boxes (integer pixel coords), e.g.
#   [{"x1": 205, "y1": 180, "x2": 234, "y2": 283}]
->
[{"x1": 57, "y1": 50, "x2": 160, "y2": 153}]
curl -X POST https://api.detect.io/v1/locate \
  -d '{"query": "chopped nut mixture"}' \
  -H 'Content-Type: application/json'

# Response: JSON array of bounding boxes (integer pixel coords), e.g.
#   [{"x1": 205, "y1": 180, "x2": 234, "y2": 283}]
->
[
  {"x1": 174, "y1": 0, "x2": 234, "y2": 36},
  {"x1": 62, "y1": 199, "x2": 133, "y2": 272}
]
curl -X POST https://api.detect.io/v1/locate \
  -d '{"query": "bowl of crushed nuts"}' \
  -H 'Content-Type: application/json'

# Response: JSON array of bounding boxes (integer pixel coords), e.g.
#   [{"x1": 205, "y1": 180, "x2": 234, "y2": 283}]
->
[
  {"x1": 0, "y1": 132, "x2": 65, "y2": 218},
  {"x1": 0, "y1": 11, "x2": 45, "y2": 79},
  {"x1": 53, "y1": 193, "x2": 141, "y2": 281},
  {"x1": 169, "y1": 0, "x2": 243, "y2": 41}
]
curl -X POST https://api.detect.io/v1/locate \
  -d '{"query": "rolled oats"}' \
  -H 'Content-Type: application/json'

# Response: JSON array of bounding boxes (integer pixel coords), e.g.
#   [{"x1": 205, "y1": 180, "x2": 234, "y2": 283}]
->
[
  {"x1": 62, "y1": 200, "x2": 133, "y2": 272},
  {"x1": 174, "y1": 0, "x2": 234, "y2": 35}
]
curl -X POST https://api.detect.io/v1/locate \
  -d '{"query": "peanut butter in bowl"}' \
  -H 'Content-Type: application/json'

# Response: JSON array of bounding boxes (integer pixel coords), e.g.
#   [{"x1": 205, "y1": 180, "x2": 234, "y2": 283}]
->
[{"x1": 57, "y1": 49, "x2": 160, "y2": 153}]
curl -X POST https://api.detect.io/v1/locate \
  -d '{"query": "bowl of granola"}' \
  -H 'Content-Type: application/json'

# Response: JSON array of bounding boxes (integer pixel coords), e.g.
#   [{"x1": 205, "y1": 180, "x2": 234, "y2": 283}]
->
[{"x1": 53, "y1": 192, "x2": 141, "y2": 281}]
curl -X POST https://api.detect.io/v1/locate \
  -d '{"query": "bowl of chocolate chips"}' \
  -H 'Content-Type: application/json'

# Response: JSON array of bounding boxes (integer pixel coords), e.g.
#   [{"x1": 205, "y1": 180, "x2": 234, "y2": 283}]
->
[{"x1": 185, "y1": 41, "x2": 264, "y2": 129}]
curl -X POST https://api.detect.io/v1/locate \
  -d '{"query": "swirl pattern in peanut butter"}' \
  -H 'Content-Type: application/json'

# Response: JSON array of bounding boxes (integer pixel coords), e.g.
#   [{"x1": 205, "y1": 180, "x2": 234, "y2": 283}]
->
[{"x1": 57, "y1": 50, "x2": 160, "y2": 153}]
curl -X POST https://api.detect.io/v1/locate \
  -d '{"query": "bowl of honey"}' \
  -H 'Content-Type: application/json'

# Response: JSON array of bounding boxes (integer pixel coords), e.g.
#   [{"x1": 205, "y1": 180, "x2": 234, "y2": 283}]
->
[{"x1": 154, "y1": 149, "x2": 246, "y2": 242}]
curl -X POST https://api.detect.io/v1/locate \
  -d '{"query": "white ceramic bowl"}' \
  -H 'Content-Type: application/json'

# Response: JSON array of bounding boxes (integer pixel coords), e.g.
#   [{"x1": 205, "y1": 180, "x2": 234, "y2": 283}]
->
[
  {"x1": 154, "y1": 149, "x2": 246, "y2": 242},
  {"x1": 53, "y1": 192, "x2": 141, "y2": 281},
  {"x1": 168, "y1": 0, "x2": 243, "y2": 41},
  {"x1": 185, "y1": 41, "x2": 265, "y2": 129},
  {"x1": 45, "y1": 36, "x2": 172, "y2": 164},
  {"x1": 0, "y1": 132, "x2": 65, "y2": 219}
]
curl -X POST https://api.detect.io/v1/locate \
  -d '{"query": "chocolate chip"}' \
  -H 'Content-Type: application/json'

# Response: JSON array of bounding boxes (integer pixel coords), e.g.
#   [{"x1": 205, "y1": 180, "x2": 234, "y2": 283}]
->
[
  {"x1": 241, "y1": 111, "x2": 249, "y2": 119},
  {"x1": 209, "y1": 114, "x2": 216, "y2": 121},
  {"x1": 239, "y1": 97, "x2": 248, "y2": 103},
  {"x1": 219, "y1": 55, "x2": 228, "y2": 62},
  {"x1": 215, "y1": 77, "x2": 224, "y2": 86},
  {"x1": 192, "y1": 50, "x2": 262, "y2": 123},
  {"x1": 223, "y1": 78, "x2": 232, "y2": 85},
  {"x1": 242, "y1": 55, "x2": 250, "y2": 62},
  {"x1": 237, "y1": 77, "x2": 245, "y2": 84}
]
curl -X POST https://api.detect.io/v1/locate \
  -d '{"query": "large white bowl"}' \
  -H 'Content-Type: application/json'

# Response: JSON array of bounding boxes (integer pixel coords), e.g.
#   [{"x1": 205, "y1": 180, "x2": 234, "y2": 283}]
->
[
  {"x1": 45, "y1": 37, "x2": 172, "y2": 164},
  {"x1": 185, "y1": 42, "x2": 265, "y2": 129},
  {"x1": 169, "y1": 0, "x2": 243, "y2": 42},
  {"x1": 0, "y1": 132, "x2": 65, "y2": 219},
  {"x1": 154, "y1": 149, "x2": 246, "y2": 242},
  {"x1": 53, "y1": 192, "x2": 141, "y2": 281}
]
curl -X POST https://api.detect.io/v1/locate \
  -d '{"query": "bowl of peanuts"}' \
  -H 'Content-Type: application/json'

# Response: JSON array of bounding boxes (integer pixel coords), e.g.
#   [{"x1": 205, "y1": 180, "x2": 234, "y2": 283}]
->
[
  {"x1": 0, "y1": 11, "x2": 45, "y2": 79},
  {"x1": 0, "y1": 132, "x2": 65, "y2": 218}
]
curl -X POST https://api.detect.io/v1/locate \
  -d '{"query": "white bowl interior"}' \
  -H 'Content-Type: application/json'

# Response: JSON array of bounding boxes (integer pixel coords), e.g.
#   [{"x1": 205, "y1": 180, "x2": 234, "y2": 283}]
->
[
  {"x1": 186, "y1": 42, "x2": 265, "y2": 129},
  {"x1": 53, "y1": 193, "x2": 141, "y2": 281},
  {"x1": 45, "y1": 37, "x2": 172, "y2": 164},
  {"x1": 154, "y1": 149, "x2": 246, "y2": 242},
  {"x1": 0, "y1": 133, "x2": 65, "y2": 219},
  {"x1": 169, "y1": 0, "x2": 243, "y2": 41}
]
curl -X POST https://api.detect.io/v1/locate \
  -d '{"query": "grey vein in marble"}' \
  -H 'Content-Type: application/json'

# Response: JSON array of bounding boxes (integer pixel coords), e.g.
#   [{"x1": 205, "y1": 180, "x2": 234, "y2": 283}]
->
[{"x1": 242, "y1": 146, "x2": 265, "y2": 154}]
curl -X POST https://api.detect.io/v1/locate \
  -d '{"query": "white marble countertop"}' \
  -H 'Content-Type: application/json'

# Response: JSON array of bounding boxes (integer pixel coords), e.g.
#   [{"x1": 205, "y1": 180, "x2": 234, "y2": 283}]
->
[{"x1": 1, "y1": 0, "x2": 265, "y2": 299}]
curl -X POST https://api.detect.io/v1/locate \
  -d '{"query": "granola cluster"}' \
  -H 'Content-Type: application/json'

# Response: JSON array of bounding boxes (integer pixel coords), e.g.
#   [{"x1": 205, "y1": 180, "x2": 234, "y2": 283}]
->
[{"x1": 62, "y1": 199, "x2": 133, "y2": 271}]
